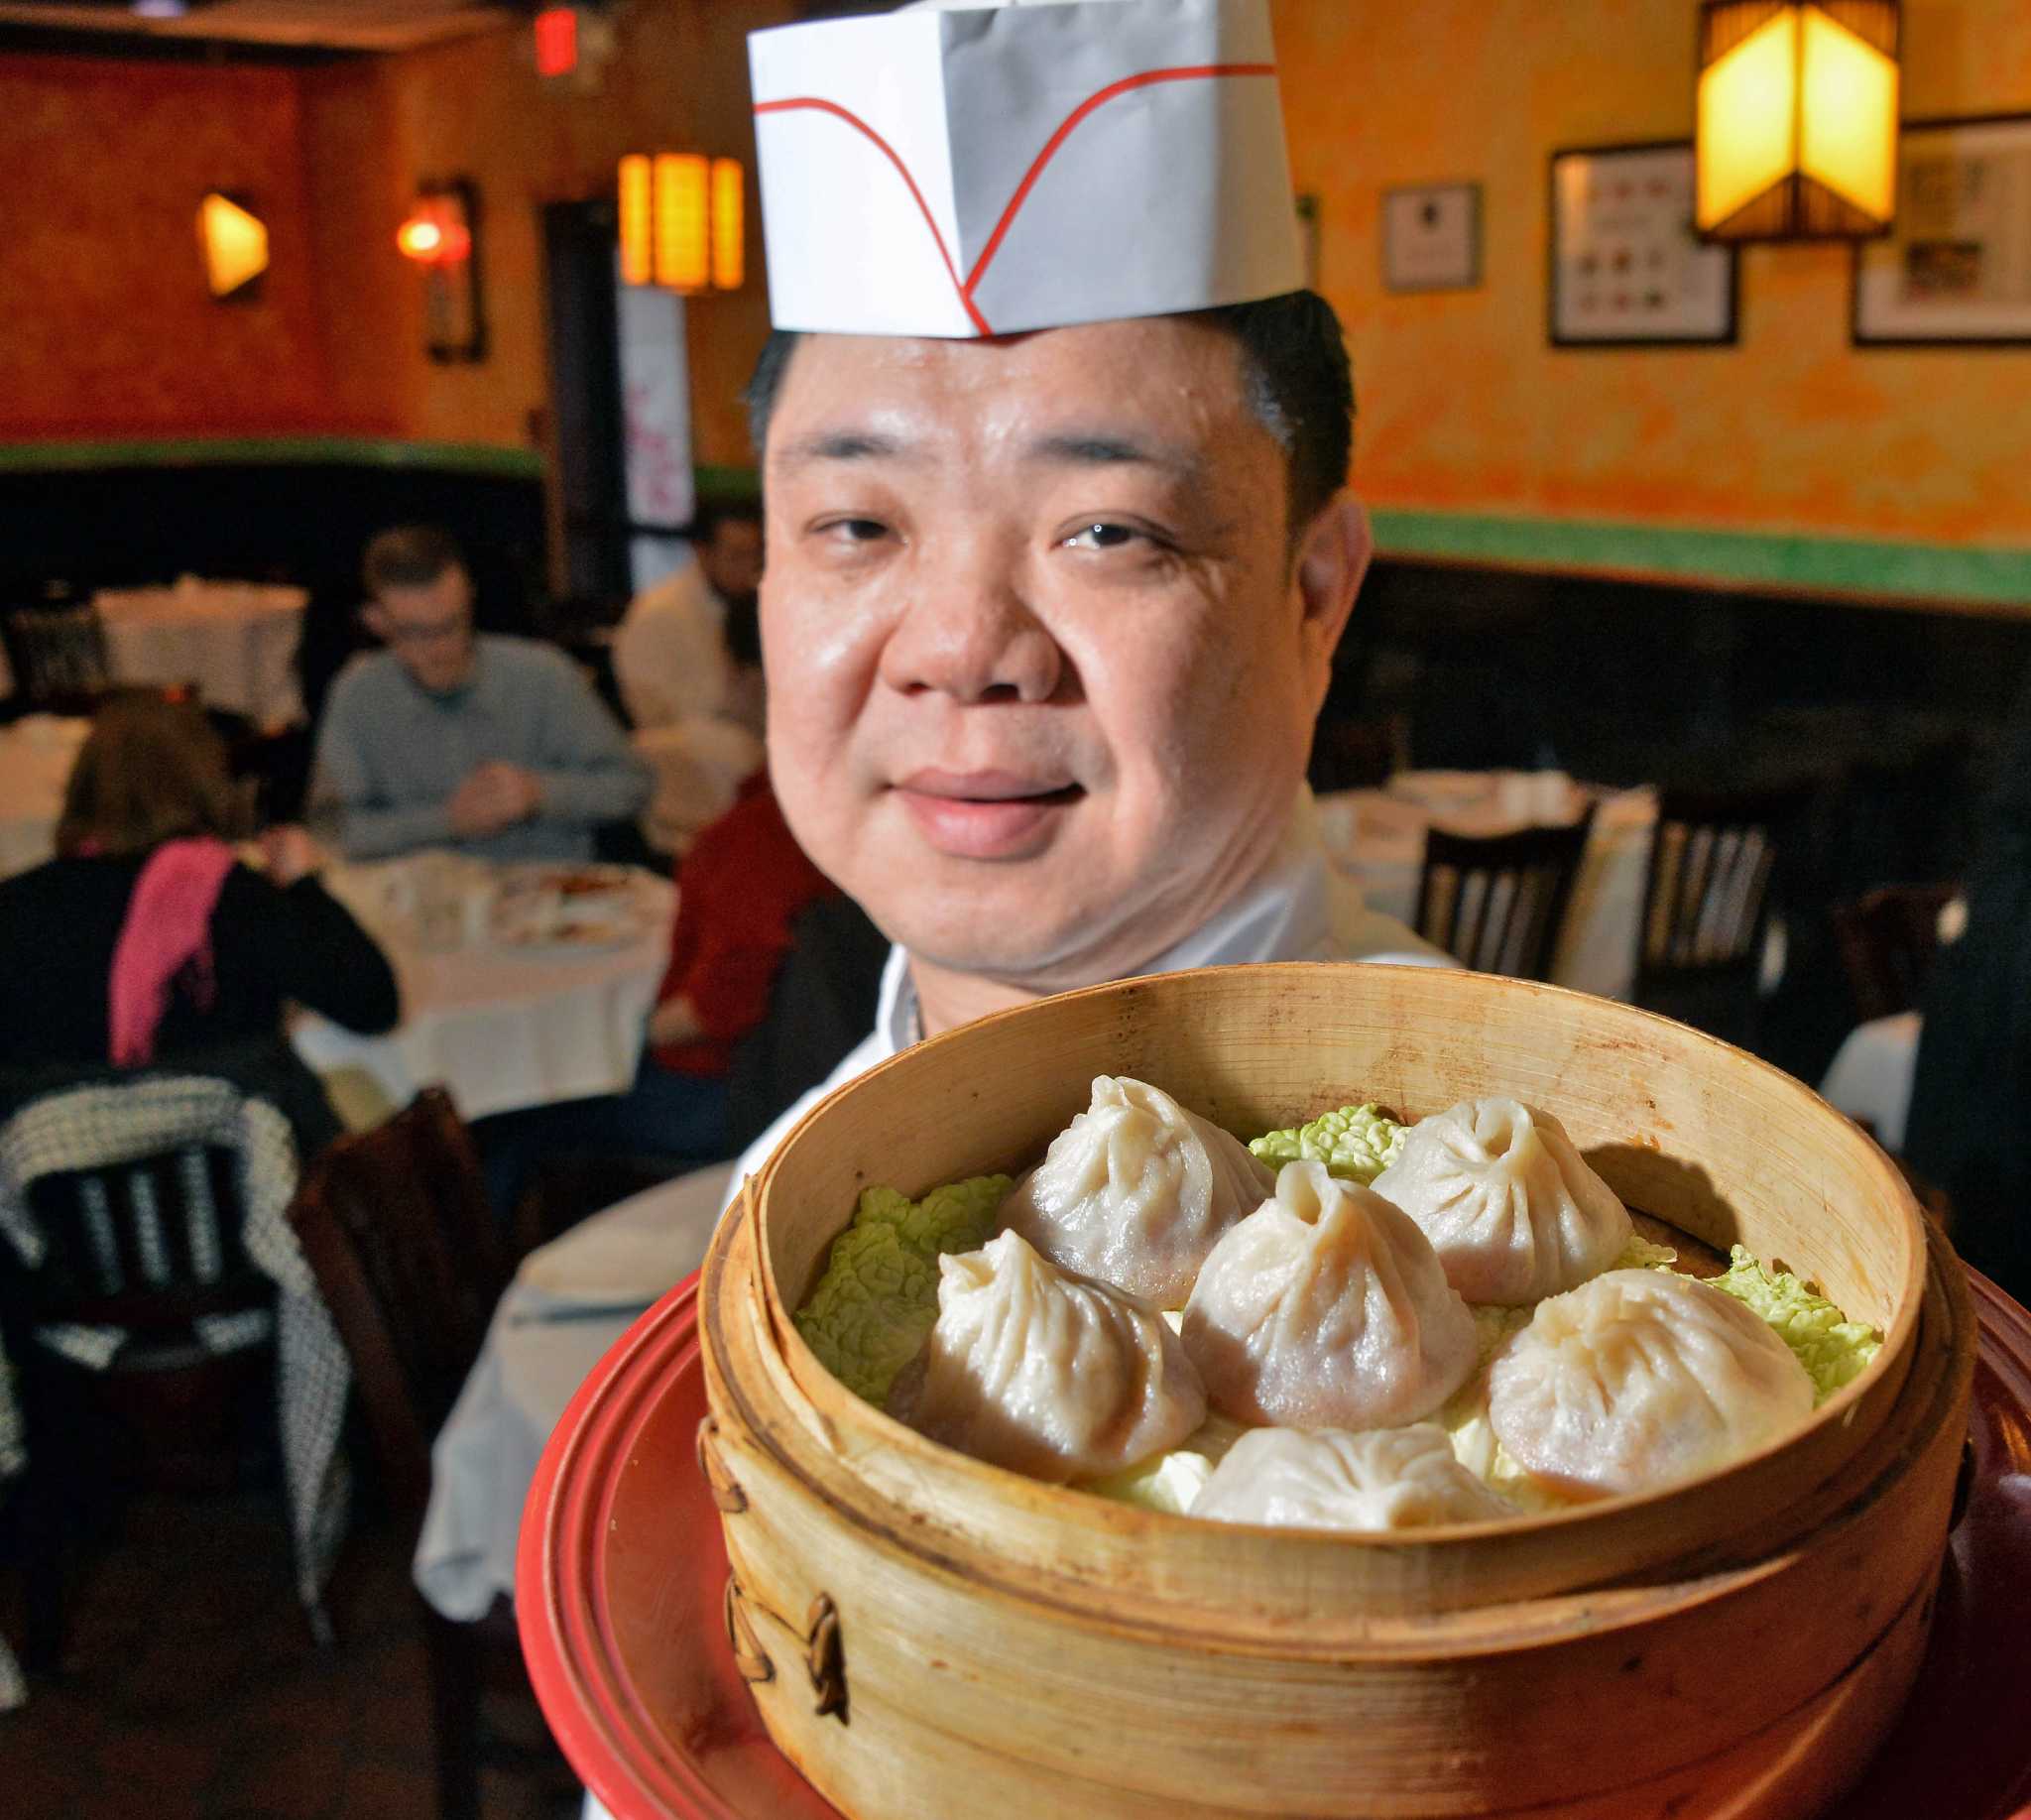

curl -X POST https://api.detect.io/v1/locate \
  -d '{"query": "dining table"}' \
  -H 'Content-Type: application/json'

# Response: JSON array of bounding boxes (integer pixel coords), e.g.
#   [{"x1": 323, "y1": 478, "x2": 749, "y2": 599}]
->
[
  {"x1": 92, "y1": 576, "x2": 308, "y2": 727},
  {"x1": 1316, "y1": 770, "x2": 1658, "y2": 1000},
  {"x1": 1821, "y1": 1012, "x2": 1923, "y2": 1153},
  {"x1": 292, "y1": 853, "x2": 678, "y2": 1129},
  {"x1": 0, "y1": 713, "x2": 89, "y2": 882}
]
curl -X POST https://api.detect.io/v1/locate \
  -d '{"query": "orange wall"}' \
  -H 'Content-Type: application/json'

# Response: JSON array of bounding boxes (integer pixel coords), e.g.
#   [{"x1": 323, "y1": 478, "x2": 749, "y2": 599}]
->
[
  {"x1": 300, "y1": 0, "x2": 791, "y2": 469},
  {"x1": 0, "y1": 0, "x2": 788, "y2": 464},
  {"x1": 1272, "y1": 0, "x2": 2031, "y2": 546},
  {"x1": 0, "y1": 55, "x2": 338, "y2": 438}
]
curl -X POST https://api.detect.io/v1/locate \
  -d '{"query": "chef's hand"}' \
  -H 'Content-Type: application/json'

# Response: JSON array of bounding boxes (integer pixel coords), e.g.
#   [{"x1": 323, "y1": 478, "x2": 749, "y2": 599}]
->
[
  {"x1": 648, "y1": 993, "x2": 705, "y2": 1047},
  {"x1": 259, "y1": 823, "x2": 324, "y2": 886},
  {"x1": 448, "y1": 763, "x2": 543, "y2": 836}
]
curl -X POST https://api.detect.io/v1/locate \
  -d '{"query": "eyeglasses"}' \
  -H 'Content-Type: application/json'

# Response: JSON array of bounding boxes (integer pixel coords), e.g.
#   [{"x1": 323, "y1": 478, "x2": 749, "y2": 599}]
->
[{"x1": 382, "y1": 615, "x2": 470, "y2": 647}]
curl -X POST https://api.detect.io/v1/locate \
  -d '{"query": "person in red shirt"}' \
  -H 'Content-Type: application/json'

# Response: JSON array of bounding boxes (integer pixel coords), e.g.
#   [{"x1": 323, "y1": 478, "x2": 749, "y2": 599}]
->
[{"x1": 639, "y1": 769, "x2": 839, "y2": 1111}]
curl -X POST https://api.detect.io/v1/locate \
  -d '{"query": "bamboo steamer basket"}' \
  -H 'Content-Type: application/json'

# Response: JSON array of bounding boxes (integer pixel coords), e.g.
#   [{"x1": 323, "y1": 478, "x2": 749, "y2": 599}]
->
[{"x1": 696, "y1": 962, "x2": 1974, "y2": 1819}]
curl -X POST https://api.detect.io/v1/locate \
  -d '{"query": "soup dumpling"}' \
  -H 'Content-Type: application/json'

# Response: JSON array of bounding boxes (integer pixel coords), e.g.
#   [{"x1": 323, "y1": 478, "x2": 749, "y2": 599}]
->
[
  {"x1": 1488, "y1": 1268, "x2": 1814, "y2": 1499},
  {"x1": 1181, "y1": 1160, "x2": 1478, "y2": 1429},
  {"x1": 1001, "y1": 1075, "x2": 1273, "y2": 1309},
  {"x1": 1192, "y1": 1424, "x2": 1515, "y2": 1531},
  {"x1": 1371, "y1": 1097, "x2": 1632, "y2": 1306},
  {"x1": 887, "y1": 1228, "x2": 1207, "y2": 1483}
]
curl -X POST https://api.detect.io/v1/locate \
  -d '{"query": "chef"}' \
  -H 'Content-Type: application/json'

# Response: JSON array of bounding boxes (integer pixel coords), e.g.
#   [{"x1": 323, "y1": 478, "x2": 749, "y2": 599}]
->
[{"x1": 702, "y1": 0, "x2": 1446, "y2": 1207}]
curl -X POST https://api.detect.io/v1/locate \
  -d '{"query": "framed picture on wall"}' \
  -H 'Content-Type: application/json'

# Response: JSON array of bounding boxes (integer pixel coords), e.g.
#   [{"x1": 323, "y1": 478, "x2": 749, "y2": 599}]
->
[
  {"x1": 1852, "y1": 112, "x2": 2031, "y2": 347},
  {"x1": 1548, "y1": 142, "x2": 1738, "y2": 347},
  {"x1": 1382, "y1": 182, "x2": 1482, "y2": 293}
]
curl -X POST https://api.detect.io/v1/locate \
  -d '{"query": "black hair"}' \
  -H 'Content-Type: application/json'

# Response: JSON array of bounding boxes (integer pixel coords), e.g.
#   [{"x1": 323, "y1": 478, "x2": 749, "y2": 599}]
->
[
  {"x1": 742, "y1": 289, "x2": 1355, "y2": 538},
  {"x1": 362, "y1": 524, "x2": 466, "y2": 596}
]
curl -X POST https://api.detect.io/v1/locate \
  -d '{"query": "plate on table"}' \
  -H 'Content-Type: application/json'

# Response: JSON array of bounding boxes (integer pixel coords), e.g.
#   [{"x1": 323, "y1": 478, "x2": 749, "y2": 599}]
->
[{"x1": 490, "y1": 865, "x2": 655, "y2": 953}]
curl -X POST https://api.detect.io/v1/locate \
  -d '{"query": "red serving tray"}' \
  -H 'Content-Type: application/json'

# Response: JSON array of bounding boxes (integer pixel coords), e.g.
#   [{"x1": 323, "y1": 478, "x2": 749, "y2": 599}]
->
[{"x1": 519, "y1": 1269, "x2": 2031, "y2": 1820}]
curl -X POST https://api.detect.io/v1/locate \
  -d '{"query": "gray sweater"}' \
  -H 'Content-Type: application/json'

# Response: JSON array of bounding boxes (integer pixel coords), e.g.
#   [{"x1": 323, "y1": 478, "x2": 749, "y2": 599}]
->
[{"x1": 311, "y1": 636, "x2": 652, "y2": 863}]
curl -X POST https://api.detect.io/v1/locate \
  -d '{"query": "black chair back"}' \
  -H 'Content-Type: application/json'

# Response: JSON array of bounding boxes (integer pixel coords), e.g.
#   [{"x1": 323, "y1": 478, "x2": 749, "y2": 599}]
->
[
  {"x1": 1832, "y1": 881, "x2": 1960, "y2": 1026},
  {"x1": 1634, "y1": 784, "x2": 1814, "y2": 1045},
  {"x1": 16, "y1": 1144, "x2": 264, "y2": 1332},
  {"x1": 1414, "y1": 807, "x2": 1596, "y2": 980},
  {"x1": 2, "y1": 601, "x2": 109, "y2": 706}
]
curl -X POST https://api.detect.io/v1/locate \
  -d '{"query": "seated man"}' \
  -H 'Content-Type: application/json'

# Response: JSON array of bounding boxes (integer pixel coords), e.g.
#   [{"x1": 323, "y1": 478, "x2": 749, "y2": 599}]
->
[
  {"x1": 611, "y1": 499, "x2": 767, "y2": 738},
  {"x1": 311, "y1": 526, "x2": 650, "y2": 863},
  {"x1": 708, "y1": 0, "x2": 1445, "y2": 1204},
  {"x1": 614, "y1": 502, "x2": 770, "y2": 855}
]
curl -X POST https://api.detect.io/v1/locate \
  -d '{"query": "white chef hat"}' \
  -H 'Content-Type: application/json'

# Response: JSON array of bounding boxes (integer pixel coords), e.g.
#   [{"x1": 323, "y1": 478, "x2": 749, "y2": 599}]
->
[{"x1": 748, "y1": 0, "x2": 1303, "y2": 338}]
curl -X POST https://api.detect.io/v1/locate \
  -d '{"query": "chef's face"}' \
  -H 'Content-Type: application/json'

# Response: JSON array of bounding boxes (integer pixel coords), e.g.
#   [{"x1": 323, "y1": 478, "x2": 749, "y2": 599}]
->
[{"x1": 760, "y1": 317, "x2": 1370, "y2": 991}]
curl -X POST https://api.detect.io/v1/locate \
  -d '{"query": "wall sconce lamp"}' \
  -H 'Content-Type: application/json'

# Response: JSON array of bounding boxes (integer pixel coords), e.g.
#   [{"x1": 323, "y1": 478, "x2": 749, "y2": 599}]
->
[
  {"x1": 1696, "y1": 1, "x2": 1901, "y2": 240},
  {"x1": 618, "y1": 153, "x2": 744, "y2": 294},
  {"x1": 396, "y1": 180, "x2": 486, "y2": 361},
  {"x1": 197, "y1": 191, "x2": 268, "y2": 300}
]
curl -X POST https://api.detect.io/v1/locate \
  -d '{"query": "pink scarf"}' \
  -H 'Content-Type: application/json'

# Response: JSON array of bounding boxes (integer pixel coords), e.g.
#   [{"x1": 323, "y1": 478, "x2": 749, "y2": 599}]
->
[{"x1": 107, "y1": 837, "x2": 238, "y2": 1066}]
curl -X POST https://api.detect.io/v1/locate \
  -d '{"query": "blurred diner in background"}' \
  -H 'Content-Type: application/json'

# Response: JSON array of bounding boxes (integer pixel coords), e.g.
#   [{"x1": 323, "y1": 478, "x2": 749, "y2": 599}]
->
[{"x1": 0, "y1": 0, "x2": 2027, "y2": 1813}]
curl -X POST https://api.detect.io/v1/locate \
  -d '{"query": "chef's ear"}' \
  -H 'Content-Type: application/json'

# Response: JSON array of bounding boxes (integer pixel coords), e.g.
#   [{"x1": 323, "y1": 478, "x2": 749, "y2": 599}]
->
[
  {"x1": 361, "y1": 601, "x2": 392, "y2": 644},
  {"x1": 1293, "y1": 492, "x2": 1371, "y2": 670}
]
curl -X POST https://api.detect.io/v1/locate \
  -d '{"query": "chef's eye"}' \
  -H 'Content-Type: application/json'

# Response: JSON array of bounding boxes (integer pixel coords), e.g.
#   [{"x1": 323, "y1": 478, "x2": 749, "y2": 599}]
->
[
  {"x1": 1063, "y1": 522, "x2": 1139, "y2": 551},
  {"x1": 823, "y1": 517, "x2": 890, "y2": 544}
]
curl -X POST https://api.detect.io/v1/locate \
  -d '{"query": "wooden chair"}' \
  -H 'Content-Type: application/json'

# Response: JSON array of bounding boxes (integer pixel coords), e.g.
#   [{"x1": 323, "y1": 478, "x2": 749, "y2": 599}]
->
[
  {"x1": 1831, "y1": 882, "x2": 1960, "y2": 1027},
  {"x1": 1413, "y1": 806, "x2": 1596, "y2": 980},
  {"x1": 0, "y1": 1094, "x2": 283, "y2": 1673},
  {"x1": 1634, "y1": 784, "x2": 1808, "y2": 1047},
  {"x1": 286, "y1": 1087, "x2": 554, "y2": 1820}
]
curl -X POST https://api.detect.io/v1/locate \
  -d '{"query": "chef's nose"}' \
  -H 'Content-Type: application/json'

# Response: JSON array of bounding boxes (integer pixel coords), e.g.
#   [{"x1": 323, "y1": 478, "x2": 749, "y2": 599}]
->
[{"x1": 877, "y1": 536, "x2": 1063, "y2": 705}]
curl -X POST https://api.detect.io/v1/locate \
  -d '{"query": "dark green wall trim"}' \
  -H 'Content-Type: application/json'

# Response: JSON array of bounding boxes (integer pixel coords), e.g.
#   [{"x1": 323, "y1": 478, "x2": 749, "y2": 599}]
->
[
  {"x1": 1368, "y1": 508, "x2": 2031, "y2": 612},
  {"x1": 0, "y1": 436, "x2": 545, "y2": 480},
  {"x1": 694, "y1": 464, "x2": 762, "y2": 500}
]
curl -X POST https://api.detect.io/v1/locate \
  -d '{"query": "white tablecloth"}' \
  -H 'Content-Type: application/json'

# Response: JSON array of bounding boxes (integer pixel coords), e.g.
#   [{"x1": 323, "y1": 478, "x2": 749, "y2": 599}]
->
[
  {"x1": 415, "y1": 1161, "x2": 734, "y2": 1621},
  {"x1": 93, "y1": 578, "x2": 307, "y2": 726},
  {"x1": 1317, "y1": 772, "x2": 1657, "y2": 1000},
  {"x1": 292, "y1": 856, "x2": 677, "y2": 1125},
  {"x1": 0, "y1": 714, "x2": 89, "y2": 881},
  {"x1": 1821, "y1": 1012, "x2": 1922, "y2": 1153}
]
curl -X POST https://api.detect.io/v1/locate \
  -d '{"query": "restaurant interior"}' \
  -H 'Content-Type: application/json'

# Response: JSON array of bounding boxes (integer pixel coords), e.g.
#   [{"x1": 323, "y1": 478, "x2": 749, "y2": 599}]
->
[{"x1": 2, "y1": 0, "x2": 2029, "y2": 1816}]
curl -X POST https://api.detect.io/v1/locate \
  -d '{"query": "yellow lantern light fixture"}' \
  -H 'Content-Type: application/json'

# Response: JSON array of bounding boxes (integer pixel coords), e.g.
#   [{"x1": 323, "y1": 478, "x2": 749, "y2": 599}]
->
[
  {"x1": 711, "y1": 157, "x2": 745, "y2": 293},
  {"x1": 616, "y1": 152, "x2": 745, "y2": 295},
  {"x1": 654, "y1": 152, "x2": 710, "y2": 292},
  {"x1": 618, "y1": 153, "x2": 655, "y2": 287},
  {"x1": 197, "y1": 191, "x2": 268, "y2": 301},
  {"x1": 1696, "y1": 1, "x2": 1901, "y2": 240}
]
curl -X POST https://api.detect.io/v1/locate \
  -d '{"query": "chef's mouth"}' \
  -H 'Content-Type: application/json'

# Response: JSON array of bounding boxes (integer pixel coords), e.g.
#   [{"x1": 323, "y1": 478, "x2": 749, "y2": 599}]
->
[
  {"x1": 895, "y1": 772, "x2": 1086, "y2": 805},
  {"x1": 891, "y1": 774, "x2": 1087, "y2": 859}
]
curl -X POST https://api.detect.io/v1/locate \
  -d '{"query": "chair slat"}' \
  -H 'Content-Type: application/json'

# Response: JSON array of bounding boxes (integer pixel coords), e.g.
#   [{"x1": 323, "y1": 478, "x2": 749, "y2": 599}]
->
[
  {"x1": 77, "y1": 1176, "x2": 124, "y2": 1297},
  {"x1": 128, "y1": 1163, "x2": 172, "y2": 1287},
  {"x1": 182, "y1": 1146, "x2": 224, "y2": 1283}
]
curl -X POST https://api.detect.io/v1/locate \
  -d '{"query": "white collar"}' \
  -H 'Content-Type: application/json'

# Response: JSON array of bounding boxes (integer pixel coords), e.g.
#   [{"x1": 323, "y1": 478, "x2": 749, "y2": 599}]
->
[{"x1": 872, "y1": 788, "x2": 1435, "y2": 1055}]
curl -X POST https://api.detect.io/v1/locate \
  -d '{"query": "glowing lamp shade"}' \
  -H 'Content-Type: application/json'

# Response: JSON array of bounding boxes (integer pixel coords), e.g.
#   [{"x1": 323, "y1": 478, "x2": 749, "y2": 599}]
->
[
  {"x1": 618, "y1": 152, "x2": 745, "y2": 294},
  {"x1": 197, "y1": 192, "x2": 268, "y2": 300},
  {"x1": 619, "y1": 154, "x2": 654, "y2": 288},
  {"x1": 654, "y1": 153, "x2": 709, "y2": 293},
  {"x1": 1696, "y1": 1, "x2": 1900, "y2": 239},
  {"x1": 710, "y1": 157, "x2": 744, "y2": 293}
]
